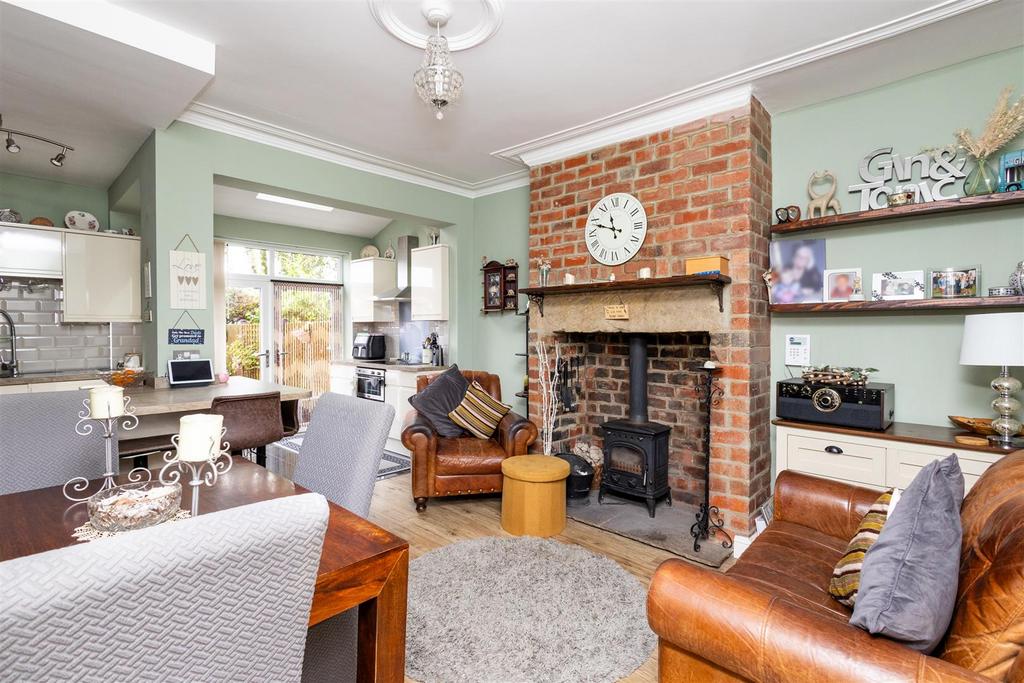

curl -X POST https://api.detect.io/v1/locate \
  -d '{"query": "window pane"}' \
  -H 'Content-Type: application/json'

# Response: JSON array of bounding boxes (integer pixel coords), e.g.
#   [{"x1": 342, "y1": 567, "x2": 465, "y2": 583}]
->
[
  {"x1": 274, "y1": 251, "x2": 341, "y2": 281},
  {"x1": 225, "y1": 244, "x2": 268, "y2": 275}
]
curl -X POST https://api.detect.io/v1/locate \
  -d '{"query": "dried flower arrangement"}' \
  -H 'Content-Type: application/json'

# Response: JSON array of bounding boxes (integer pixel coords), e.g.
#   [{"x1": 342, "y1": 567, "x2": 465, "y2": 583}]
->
[
  {"x1": 801, "y1": 365, "x2": 878, "y2": 386},
  {"x1": 955, "y1": 87, "x2": 1024, "y2": 161}
]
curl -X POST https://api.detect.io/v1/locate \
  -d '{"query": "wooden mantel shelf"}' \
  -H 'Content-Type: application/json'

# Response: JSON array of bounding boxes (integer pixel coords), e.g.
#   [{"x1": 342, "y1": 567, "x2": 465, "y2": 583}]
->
[
  {"x1": 520, "y1": 273, "x2": 732, "y2": 316},
  {"x1": 770, "y1": 295, "x2": 1024, "y2": 314},
  {"x1": 771, "y1": 190, "x2": 1024, "y2": 235}
]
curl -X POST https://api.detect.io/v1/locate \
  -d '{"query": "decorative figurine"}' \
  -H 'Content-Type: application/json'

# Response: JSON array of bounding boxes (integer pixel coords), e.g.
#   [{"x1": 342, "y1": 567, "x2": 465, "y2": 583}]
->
[
  {"x1": 384, "y1": 241, "x2": 396, "y2": 259},
  {"x1": 1010, "y1": 260, "x2": 1024, "y2": 295},
  {"x1": 806, "y1": 170, "x2": 841, "y2": 218}
]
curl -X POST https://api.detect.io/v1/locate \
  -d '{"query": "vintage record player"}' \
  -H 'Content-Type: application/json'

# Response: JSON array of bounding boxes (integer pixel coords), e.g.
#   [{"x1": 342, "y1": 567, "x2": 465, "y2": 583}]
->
[{"x1": 776, "y1": 377, "x2": 894, "y2": 431}]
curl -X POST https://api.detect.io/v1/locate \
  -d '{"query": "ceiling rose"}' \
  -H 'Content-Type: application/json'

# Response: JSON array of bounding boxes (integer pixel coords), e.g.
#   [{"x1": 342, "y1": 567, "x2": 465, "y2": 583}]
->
[{"x1": 369, "y1": 0, "x2": 503, "y2": 52}]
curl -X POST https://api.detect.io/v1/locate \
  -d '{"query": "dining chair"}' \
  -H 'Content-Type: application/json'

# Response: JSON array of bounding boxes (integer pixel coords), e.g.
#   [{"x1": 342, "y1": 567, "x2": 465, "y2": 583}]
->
[
  {"x1": 292, "y1": 392, "x2": 395, "y2": 683},
  {"x1": 210, "y1": 391, "x2": 284, "y2": 467},
  {"x1": 0, "y1": 493, "x2": 329, "y2": 682},
  {"x1": 0, "y1": 390, "x2": 111, "y2": 495}
]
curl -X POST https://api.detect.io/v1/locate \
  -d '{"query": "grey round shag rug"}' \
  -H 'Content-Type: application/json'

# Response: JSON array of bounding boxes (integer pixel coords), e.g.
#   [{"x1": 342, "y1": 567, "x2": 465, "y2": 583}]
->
[{"x1": 406, "y1": 536, "x2": 655, "y2": 683}]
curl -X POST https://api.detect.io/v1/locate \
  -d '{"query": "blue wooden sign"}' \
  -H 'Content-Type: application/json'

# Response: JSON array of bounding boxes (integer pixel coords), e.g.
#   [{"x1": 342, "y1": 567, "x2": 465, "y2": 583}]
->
[{"x1": 168, "y1": 328, "x2": 205, "y2": 345}]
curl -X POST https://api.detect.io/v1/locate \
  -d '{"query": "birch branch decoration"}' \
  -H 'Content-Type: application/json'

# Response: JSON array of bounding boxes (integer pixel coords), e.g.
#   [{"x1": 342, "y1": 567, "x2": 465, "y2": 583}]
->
[{"x1": 534, "y1": 340, "x2": 562, "y2": 456}]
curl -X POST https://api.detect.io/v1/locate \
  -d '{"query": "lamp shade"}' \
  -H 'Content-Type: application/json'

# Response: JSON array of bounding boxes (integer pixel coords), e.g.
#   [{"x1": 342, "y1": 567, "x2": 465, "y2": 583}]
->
[{"x1": 960, "y1": 313, "x2": 1024, "y2": 367}]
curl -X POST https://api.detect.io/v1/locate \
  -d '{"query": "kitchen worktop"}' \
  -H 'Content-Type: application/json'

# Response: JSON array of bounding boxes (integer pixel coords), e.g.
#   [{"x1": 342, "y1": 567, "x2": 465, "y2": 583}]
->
[
  {"x1": 335, "y1": 359, "x2": 443, "y2": 373},
  {"x1": 0, "y1": 370, "x2": 110, "y2": 387}
]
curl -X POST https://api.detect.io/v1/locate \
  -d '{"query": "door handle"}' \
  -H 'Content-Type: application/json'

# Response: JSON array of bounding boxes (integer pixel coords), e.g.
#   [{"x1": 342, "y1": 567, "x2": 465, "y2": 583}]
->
[
  {"x1": 276, "y1": 350, "x2": 289, "y2": 364},
  {"x1": 255, "y1": 350, "x2": 271, "y2": 368},
  {"x1": 824, "y1": 445, "x2": 844, "y2": 455}
]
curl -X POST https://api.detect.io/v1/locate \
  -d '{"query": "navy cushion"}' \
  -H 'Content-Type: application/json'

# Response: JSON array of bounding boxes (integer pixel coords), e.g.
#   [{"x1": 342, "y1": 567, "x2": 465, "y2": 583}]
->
[{"x1": 408, "y1": 365, "x2": 469, "y2": 438}]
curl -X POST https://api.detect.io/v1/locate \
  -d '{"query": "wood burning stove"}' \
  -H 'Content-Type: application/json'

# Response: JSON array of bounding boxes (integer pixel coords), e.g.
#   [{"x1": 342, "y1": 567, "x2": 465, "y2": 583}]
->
[{"x1": 598, "y1": 334, "x2": 672, "y2": 517}]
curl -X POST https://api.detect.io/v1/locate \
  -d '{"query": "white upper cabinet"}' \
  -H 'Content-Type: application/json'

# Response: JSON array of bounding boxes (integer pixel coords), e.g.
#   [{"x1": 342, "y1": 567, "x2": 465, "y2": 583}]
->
[
  {"x1": 411, "y1": 244, "x2": 449, "y2": 321},
  {"x1": 62, "y1": 231, "x2": 142, "y2": 322},
  {"x1": 0, "y1": 222, "x2": 63, "y2": 278},
  {"x1": 349, "y1": 257, "x2": 397, "y2": 323}
]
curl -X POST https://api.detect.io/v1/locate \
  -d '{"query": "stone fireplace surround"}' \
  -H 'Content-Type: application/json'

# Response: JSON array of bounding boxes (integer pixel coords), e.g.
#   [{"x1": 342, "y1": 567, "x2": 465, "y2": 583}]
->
[{"x1": 526, "y1": 97, "x2": 772, "y2": 537}]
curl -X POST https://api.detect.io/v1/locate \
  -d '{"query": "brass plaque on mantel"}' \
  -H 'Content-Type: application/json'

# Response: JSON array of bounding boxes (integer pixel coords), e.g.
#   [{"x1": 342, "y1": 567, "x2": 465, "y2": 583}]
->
[{"x1": 604, "y1": 304, "x2": 629, "y2": 320}]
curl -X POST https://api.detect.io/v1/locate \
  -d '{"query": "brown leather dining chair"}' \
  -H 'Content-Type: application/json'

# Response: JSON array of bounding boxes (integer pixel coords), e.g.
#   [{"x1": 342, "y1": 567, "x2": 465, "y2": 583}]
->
[{"x1": 210, "y1": 392, "x2": 284, "y2": 467}]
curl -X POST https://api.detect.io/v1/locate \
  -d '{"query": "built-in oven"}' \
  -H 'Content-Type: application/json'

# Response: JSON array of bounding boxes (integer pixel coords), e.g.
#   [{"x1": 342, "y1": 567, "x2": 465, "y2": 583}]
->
[{"x1": 355, "y1": 366, "x2": 386, "y2": 402}]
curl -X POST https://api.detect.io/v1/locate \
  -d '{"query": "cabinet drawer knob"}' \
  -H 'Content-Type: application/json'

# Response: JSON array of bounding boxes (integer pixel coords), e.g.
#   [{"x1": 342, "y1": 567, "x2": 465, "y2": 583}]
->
[{"x1": 824, "y1": 445, "x2": 844, "y2": 455}]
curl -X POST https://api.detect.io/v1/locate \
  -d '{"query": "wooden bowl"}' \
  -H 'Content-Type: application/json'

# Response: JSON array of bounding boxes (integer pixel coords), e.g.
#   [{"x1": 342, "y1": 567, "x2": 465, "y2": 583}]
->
[{"x1": 948, "y1": 416, "x2": 1024, "y2": 436}]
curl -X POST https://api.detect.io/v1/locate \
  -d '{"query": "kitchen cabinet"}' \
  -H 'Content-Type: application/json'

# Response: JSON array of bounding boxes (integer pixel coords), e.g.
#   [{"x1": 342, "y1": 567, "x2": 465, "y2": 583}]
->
[
  {"x1": 384, "y1": 368, "x2": 439, "y2": 455},
  {"x1": 349, "y1": 257, "x2": 397, "y2": 323},
  {"x1": 411, "y1": 244, "x2": 449, "y2": 321},
  {"x1": 0, "y1": 379, "x2": 106, "y2": 395},
  {"x1": 63, "y1": 231, "x2": 142, "y2": 322},
  {"x1": 330, "y1": 363, "x2": 357, "y2": 397},
  {"x1": 0, "y1": 222, "x2": 63, "y2": 279}
]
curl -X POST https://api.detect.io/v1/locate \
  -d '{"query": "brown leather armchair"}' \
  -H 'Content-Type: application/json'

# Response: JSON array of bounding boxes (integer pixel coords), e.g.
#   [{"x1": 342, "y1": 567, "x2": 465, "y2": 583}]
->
[
  {"x1": 648, "y1": 451, "x2": 1024, "y2": 682},
  {"x1": 402, "y1": 370, "x2": 537, "y2": 511}
]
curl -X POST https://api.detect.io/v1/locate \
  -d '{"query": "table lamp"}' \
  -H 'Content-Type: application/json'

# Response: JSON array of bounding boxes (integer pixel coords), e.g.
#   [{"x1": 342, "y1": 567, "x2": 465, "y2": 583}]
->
[{"x1": 960, "y1": 312, "x2": 1024, "y2": 450}]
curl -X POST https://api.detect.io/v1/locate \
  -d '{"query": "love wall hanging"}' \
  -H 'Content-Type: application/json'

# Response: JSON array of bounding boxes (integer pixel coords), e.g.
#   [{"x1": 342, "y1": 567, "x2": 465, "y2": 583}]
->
[{"x1": 169, "y1": 234, "x2": 206, "y2": 310}]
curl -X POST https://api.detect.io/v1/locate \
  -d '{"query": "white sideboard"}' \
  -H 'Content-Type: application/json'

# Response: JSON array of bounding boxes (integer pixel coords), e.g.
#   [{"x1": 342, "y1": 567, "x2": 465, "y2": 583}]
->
[{"x1": 775, "y1": 419, "x2": 1011, "y2": 493}]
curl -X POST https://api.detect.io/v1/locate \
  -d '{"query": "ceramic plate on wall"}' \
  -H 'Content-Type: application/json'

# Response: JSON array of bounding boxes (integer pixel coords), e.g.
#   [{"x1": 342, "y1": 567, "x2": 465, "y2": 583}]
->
[
  {"x1": 65, "y1": 211, "x2": 99, "y2": 231},
  {"x1": 359, "y1": 244, "x2": 381, "y2": 258}
]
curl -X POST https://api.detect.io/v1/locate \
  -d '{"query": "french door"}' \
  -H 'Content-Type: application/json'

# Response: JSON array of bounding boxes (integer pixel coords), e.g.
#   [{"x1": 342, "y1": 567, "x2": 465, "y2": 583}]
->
[{"x1": 271, "y1": 281, "x2": 344, "y2": 422}]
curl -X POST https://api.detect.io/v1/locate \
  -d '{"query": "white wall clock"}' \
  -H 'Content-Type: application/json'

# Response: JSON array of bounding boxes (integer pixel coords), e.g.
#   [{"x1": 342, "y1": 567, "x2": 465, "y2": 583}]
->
[{"x1": 585, "y1": 192, "x2": 647, "y2": 266}]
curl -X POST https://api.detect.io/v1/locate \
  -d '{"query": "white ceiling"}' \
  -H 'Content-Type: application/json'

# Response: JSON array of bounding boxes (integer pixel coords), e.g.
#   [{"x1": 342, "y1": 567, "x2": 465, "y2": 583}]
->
[
  {"x1": 0, "y1": 1, "x2": 213, "y2": 186},
  {"x1": 213, "y1": 183, "x2": 393, "y2": 237},
  {"x1": 2, "y1": 0, "x2": 1022, "y2": 194}
]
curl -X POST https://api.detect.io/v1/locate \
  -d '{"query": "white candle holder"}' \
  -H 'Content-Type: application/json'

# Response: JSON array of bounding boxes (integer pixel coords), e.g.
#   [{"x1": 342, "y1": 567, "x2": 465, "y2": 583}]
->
[
  {"x1": 158, "y1": 429, "x2": 233, "y2": 517},
  {"x1": 64, "y1": 395, "x2": 151, "y2": 502}
]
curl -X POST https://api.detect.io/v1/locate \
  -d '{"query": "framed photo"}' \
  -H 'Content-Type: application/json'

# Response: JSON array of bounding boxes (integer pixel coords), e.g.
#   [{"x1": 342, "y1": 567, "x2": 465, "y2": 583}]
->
[
  {"x1": 929, "y1": 266, "x2": 980, "y2": 299},
  {"x1": 768, "y1": 239, "x2": 826, "y2": 304},
  {"x1": 871, "y1": 270, "x2": 926, "y2": 301},
  {"x1": 824, "y1": 268, "x2": 863, "y2": 302}
]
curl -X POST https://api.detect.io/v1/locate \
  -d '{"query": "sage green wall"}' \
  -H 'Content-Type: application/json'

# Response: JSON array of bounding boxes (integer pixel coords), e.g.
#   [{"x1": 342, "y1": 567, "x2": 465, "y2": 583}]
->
[
  {"x1": 111, "y1": 121, "x2": 476, "y2": 373},
  {"x1": 213, "y1": 214, "x2": 371, "y2": 255},
  {"x1": 771, "y1": 47, "x2": 1024, "y2": 427},
  {"x1": 0, "y1": 172, "x2": 108, "y2": 228},
  {"x1": 472, "y1": 187, "x2": 530, "y2": 411}
]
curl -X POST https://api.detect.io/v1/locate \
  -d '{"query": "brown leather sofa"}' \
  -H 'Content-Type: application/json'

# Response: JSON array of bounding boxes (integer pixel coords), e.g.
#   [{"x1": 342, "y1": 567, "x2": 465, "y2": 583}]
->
[
  {"x1": 648, "y1": 451, "x2": 1024, "y2": 682},
  {"x1": 401, "y1": 370, "x2": 537, "y2": 511}
]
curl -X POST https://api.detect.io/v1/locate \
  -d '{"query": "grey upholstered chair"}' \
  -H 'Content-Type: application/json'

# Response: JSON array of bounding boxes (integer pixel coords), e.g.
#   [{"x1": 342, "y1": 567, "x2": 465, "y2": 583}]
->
[
  {"x1": 0, "y1": 390, "x2": 113, "y2": 495},
  {"x1": 292, "y1": 392, "x2": 395, "y2": 683},
  {"x1": 0, "y1": 493, "x2": 329, "y2": 682}
]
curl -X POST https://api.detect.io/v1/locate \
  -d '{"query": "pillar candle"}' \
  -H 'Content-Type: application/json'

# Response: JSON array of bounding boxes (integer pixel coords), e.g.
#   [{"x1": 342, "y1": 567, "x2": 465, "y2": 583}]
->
[
  {"x1": 177, "y1": 414, "x2": 224, "y2": 462},
  {"x1": 89, "y1": 386, "x2": 125, "y2": 419}
]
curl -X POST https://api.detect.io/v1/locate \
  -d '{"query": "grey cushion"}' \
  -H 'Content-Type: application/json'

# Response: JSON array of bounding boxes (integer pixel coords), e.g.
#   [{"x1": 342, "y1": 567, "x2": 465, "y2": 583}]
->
[
  {"x1": 850, "y1": 453, "x2": 964, "y2": 653},
  {"x1": 0, "y1": 389, "x2": 113, "y2": 495},
  {"x1": 407, "y1": 364, "x2": 469, "y2": 438},
  {"x1": 0, "y1": 493, "x2": 329, "y2": 681}
]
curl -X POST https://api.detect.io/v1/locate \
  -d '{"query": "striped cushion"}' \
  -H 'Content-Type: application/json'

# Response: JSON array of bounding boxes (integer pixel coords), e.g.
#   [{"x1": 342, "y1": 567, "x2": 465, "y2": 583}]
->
[
  {"x1": 447, "y1": 381, "x2": 511, "y2": 440},
  {"x1": 828, "y1": 489, "x2": 896, "y2": 608}
]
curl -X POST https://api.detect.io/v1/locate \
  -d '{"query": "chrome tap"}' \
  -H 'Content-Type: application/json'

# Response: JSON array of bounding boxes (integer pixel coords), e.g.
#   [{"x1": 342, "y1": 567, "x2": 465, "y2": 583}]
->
[{"x1": 0, "y1": 309, "x2": 17, "y2": 378}]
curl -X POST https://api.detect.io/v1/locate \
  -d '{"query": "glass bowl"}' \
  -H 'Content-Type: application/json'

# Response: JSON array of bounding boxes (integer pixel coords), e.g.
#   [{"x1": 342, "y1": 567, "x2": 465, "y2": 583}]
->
[{"x1": 87, "y1": 482, "x2": 182, "y2": 532}]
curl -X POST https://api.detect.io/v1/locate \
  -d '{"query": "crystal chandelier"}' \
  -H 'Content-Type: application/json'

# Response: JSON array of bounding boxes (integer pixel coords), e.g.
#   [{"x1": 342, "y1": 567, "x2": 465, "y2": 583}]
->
[{"x1": 413, "y1": 22, "x2": 464, "y2": 120}]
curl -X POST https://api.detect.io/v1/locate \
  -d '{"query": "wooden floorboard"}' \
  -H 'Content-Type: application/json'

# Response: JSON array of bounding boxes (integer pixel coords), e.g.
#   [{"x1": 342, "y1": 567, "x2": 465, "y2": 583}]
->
[{"x1": 367, "y1": 473, "x2": 688, "y2": 683}]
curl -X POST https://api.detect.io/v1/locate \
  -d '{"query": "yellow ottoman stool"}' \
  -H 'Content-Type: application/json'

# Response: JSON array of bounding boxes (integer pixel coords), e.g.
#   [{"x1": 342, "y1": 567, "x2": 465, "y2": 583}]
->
[{"x1": 501, "y1": 455, "x2": 571, "y2": 537}]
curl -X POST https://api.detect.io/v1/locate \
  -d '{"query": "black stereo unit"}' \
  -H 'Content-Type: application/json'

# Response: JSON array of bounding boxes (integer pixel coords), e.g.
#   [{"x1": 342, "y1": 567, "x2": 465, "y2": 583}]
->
[{"x1": 776, "y1": 378, "x2": 894, "y2": 431}]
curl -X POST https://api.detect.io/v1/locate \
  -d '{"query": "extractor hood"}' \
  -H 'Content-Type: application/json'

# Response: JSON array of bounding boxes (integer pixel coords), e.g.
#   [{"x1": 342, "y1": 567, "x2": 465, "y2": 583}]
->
[{"x1": 375, "y1": 234, "x2": 419, "y2": 301}]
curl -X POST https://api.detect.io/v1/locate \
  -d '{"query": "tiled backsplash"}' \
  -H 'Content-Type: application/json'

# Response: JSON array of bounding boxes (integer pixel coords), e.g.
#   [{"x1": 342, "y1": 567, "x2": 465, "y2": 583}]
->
[
  {"x1": 355, "y1": 303, "x2": 448, "y2": 362},
  {"x1": 0, "y1": 281, "x2": 143, "y2": 373}
]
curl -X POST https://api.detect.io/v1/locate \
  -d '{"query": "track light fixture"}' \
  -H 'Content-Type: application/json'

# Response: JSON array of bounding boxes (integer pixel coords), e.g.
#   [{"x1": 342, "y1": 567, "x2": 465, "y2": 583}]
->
[{"x1": 0, "y1": 114, "x2": 73, "y2": 166}]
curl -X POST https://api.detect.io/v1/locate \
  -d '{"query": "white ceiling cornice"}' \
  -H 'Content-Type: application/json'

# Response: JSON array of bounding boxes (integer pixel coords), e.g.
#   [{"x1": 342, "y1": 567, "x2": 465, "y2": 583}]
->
[
  {"x1": 176, "y1": 102, "x2": 529, "y2": 199},
  {"x1": 492, "y1": 0, "x2": 997, "y2": 167}
]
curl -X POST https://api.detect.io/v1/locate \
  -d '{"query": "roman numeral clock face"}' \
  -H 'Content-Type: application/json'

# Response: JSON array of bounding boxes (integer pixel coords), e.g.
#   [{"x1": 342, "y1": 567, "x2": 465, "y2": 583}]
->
[{"x1": 586, "y1": 193, "x2": 647, "y2": 266}]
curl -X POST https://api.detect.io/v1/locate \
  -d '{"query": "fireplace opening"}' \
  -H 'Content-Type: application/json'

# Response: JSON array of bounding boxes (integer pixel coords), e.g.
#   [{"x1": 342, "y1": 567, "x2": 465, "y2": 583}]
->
[{"x1": 597, "y1": 334, "x2": 673, "y2": 518}]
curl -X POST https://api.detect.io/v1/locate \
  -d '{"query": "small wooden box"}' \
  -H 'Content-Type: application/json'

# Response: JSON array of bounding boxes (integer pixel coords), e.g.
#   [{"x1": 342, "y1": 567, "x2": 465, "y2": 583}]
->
[{"x1": 685, "y1": 256, "x2": 730, "y2": 276}]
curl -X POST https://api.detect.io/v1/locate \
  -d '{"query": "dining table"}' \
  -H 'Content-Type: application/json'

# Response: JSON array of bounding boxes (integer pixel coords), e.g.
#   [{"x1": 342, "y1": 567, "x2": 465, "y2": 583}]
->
[{"x1": 0, "y1": 457, "x2": 409, "y2": 683}]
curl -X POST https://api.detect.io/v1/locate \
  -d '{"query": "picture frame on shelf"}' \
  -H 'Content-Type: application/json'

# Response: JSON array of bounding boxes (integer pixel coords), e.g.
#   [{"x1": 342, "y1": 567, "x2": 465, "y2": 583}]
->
[
  {"x1": 929, "y1": 266, "x2": 981, "y2": 299},
  {"x1": 871, "y1": 270, "x2": 926, "y2": 301},
  {"x1": 823, "y1": 268, "x2": 863, "y2": 302},
  {"x1": 768, "y1": 239, "x2": 825, "y2": 304}
]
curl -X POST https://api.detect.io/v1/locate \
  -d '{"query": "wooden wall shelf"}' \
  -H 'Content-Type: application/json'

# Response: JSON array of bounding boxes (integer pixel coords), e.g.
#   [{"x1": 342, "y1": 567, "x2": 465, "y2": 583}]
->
[
  {"x1": 770, "y1": 296, "x2": 1024, "y2": 314},
  {"x1": 521, "y1": 273, "x2": 731, "y2": 316},
  {"x1": 771, "y1": 190, "x2": 1024, "y2": 235}
]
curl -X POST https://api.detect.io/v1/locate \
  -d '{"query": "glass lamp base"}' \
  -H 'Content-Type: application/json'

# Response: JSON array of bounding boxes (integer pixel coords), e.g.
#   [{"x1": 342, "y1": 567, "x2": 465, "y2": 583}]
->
[{"x1": 987, "y1": 434, "x2": 1024, "y2": 450}]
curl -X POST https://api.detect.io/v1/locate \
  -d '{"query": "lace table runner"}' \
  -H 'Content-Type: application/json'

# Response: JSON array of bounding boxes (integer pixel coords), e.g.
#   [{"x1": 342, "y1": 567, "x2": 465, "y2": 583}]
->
[{"x1": 72, "y1": 509, "x2": 192, "y2": 542}]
